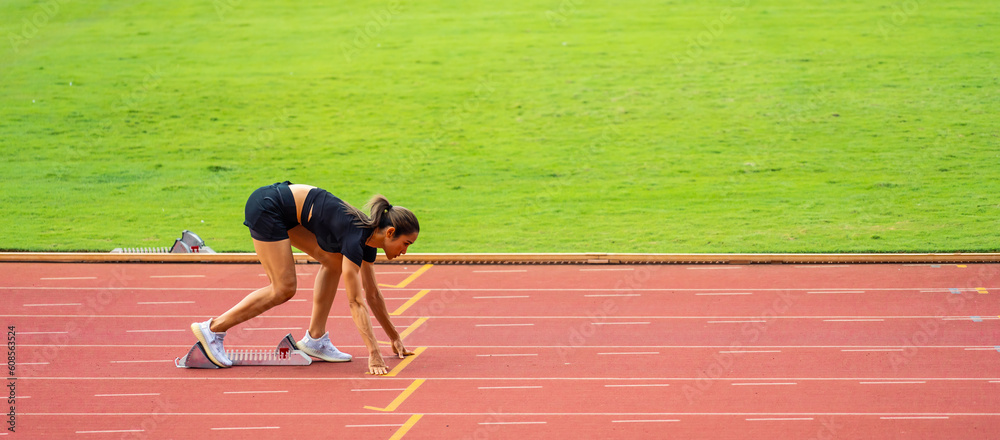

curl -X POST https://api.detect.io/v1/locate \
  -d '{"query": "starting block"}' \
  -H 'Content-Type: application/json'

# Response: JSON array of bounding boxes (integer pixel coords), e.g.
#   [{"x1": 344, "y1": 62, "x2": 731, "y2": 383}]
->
[
  {"x1": 112, "y1": 230, "x2": 216, "y2": 254},
  {"x1": 175, "y1": 334, "x2": 312, "y2": 368}
]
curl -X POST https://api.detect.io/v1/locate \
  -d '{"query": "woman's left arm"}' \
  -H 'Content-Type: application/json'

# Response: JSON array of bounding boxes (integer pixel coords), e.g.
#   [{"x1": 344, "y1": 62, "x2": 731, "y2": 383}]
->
[{"x1": 361, "y1": 261, "x2": 415, "y2": 359}]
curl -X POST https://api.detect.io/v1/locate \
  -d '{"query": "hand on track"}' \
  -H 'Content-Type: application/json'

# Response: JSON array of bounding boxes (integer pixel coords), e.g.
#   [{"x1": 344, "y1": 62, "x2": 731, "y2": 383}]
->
[
  {"x1": 368, "y1": 352, "x2": 388, "y2": 375},
  {"x1": 392, "y1": 339, "x2": 415, "y2": 359}
]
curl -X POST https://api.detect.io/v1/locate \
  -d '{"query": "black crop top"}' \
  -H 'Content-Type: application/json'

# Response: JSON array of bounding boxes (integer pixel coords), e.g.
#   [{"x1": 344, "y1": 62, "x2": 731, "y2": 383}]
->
[{"x1": 300, "y1": 188, "x2": 377, "y2": 267}]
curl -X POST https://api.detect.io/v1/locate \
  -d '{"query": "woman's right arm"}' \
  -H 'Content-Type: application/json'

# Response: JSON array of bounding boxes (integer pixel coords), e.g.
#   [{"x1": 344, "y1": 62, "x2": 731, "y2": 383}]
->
[{"x1": 342, "y1": 258, "x2": 388, "y2": 375}]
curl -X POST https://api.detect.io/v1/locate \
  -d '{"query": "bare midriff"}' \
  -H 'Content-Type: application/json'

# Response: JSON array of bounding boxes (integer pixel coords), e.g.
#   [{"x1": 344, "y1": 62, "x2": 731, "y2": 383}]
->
[{"x1": 288, "y1": 184, "x2": 316, "y2": 224}]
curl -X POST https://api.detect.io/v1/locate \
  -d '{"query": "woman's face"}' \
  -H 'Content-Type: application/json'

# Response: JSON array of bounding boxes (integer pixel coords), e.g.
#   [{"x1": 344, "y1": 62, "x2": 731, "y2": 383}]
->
[{"x1": 383, "y1": 230, "x2": 418, "y2": 260}]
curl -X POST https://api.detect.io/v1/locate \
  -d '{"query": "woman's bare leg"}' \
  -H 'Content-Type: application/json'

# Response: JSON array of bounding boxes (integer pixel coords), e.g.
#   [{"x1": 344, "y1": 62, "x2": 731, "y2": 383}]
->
[
  {"x1": 210, "y1": 239, "x2": 297, "y2": 332},
  {"x1": 287, "y1": 226, "x2": 343, "y2": 339}
]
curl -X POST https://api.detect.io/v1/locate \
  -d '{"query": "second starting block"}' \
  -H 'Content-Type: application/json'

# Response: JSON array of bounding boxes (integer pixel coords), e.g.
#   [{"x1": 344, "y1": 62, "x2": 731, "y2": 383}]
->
[{"x1": 175, "y1": 334, "x2": 312, "y2": 368}]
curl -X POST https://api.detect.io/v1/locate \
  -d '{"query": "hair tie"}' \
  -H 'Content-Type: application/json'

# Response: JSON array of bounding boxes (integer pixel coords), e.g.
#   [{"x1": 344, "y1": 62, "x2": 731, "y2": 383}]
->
[{"x1": 385, "y1": 204, "x2": 393, "y2": 212}]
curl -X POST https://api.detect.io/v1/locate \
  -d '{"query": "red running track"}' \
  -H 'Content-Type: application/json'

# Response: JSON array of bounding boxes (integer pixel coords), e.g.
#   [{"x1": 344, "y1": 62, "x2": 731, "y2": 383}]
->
[{"x1": 2, "y1": 262, "x2": 1000, "y2": 438}]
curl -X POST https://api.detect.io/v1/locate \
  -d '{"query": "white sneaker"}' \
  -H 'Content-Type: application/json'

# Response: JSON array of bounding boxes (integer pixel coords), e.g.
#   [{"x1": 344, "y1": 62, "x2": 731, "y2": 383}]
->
[
  {"x1": 296, "y1": 332, "x2": 352, "y2": 362},
  {"x1": 190, "y1": 319, "x2": 232, "y2": 367}
]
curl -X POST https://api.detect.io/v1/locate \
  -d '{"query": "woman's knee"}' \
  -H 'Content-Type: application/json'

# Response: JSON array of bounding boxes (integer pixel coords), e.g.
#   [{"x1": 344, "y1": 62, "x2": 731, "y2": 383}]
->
[
  {"x1": 269, "y1": 276, "x2": 297, "y2": 303},
  {"x1": 319, "y1": 261, "x2": 342, "y2": 279}
]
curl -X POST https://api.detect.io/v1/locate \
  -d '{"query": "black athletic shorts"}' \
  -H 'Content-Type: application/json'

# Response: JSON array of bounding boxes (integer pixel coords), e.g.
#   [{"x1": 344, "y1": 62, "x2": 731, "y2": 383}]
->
[{"x1": 243, "y1": 181, "x2": 299, "y2": 241}]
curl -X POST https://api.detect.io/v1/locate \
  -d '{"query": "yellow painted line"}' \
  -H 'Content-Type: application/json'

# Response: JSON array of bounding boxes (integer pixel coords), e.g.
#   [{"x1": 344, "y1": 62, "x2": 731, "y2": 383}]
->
[
  {"x1": 379, "y1": 264, "x2": 434, "y2": 288},
  {"x1": 977, "y1": 287, "x2": 989, "y2": 294},
  {"x1": 378, "y1": 317, "x2": 429, "y2": 346},
  {"x1": 958, "y1": 265, "x2": 967, "y2": 268},
  {"x1": 385, "y1": 346, "x2": 427, "y2": 377},
  {"x1": 388, "y1": 414, "x2": 423, "y2": 440},
  {"x1": 364, "y1": 379, "x2": 425, "y2": 412},
  {"x1": 391, "y1": 290, "x2": 430, "y2": 316},
  {"x1": 398, "y1": 317, "x2": 429, "y2": 340}
]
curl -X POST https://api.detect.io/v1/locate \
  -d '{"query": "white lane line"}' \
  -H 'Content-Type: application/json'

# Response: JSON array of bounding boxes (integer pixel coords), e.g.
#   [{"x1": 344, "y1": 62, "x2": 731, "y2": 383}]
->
[
  {"x1": 149, "y1": 275, "x2": 205, "y2": 278},
  {"x1": 719, "y1": 350, "x2": 781, "y2": 354},
  {"x1": 584, "y1": 294, "x2": 641, "y2": 297},
  {"x1": 137, "y1": 301, "x2": 195, "y2": 305},
  {"x1": 23, "y1": 303, "x2": 81, "y2": 307},
  {"x1": 860, "y1": 381, "x2": 926, "y2": 385},
  {"x1": 808, "y1": 291, "x2": 865, "y2": 294},
  {"x1": 478, "y1": 422, "x2": 547, "y2": 425},
  {"x1": 732, "y1": 383, "x2": 797, "y2": 386},
  {"x1": 95, "y1": 393, "x2": 161, "y2": 397},
  {"x1": 880, "y1": 416, "x2": 949, "y2": 420},
  {"x1": 350, "y1": 389, "x2": 407, "y2": 392},
  {"x1": 16, "y1": 331, "x2": 68, "y2": 335},
  {"x1": 76, "y1": 429, "x2": 144, "y2": 434},
  {"x1": 824, "y1": 319, "x2": 884, "y2": 322},
  {"x1": 474, "y1": 296, "x2": 530, "y2": 299},
  {"x1": 477, "y1": 386, "x2": 543, "y2": 390},
  {"x1": 18, "y1": 362, "x2": 48, "y2": 366},
  {"x1": 965, "y1": 348, "x2": 998, "y2": 351},
  {"x1": 597, "y1": 352, "x2": 659, "y2": 355},
  {"x1": 473, "y1": 270, "x2": 528, "y2": 273},
  {"x1": 210, "y1": 427, "x2": 280, "y2": 431},
  {"x1": 126, "y1": 329, "x2": 184, "y2": 333},
  {"x1": 612, "y1": 419, "x2": 680, "y2": 423},
  {"x1": 40, "y1": 277, "x2": 96, "y2": 280},
  {"x1": 605, "y1": 384, "x2": 670, "y2": 388},
  {"x1": 346, "y1": 424, "x2": 404, "y2": 428},
  {"x1": 746, "y1": 418, "x2": 814, "y2": 421},
  {"x1": 708, "y1": 320, "x2": 767, "y2": 324},
  {"x1": 591, "y1": 322, "x2": 649, "y2": 325},
  {"x1": 476, "y1": 324, "x2": 534, "y2": 327},
  {"x1": 989, "y1": 381, "x2": 1000, "y2": 383},
  {"x1": 477, "y1": 354, "x2": 538, "y2": 357},
  {"x1": 580, "y1": 268, "x2": 634, "y2": 271},
  {"x1": 243, "y1": 327, "x2": 302, "y2": 331},
  {"x1": 695, "y1": 293, "x2": 752, "y2": 296},
  {"x1": 842, "y1": 349, "x2": 903, "y2": 352},
  {"x1": 109, "y1": 360, "x2": 173, "y2": 364},
  {"x1": 223, "y1": 391, "x2": 288, "y2": 394}
]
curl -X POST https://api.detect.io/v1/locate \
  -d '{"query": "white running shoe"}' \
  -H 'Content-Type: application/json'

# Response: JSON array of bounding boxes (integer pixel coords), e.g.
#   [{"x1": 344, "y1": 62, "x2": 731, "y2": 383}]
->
[
  {"x1": 190, "y1": 319, "x2": 233, "y2": 368},
  {"x1": 296, "y1": 332, "x2": 352, "y2": 362}
]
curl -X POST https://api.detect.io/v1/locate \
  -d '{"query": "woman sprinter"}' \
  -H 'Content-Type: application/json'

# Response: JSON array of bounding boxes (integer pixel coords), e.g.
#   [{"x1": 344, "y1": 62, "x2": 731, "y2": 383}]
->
[{"x1": 190, "y1": 181, "x2": 419, "y2": 375}]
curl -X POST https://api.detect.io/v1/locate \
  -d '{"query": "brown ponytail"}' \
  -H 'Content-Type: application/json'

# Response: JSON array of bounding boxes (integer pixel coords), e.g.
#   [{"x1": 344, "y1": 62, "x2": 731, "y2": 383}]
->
[{"x1": 343, "y1": 194, "x2": 420, "y2": 235}]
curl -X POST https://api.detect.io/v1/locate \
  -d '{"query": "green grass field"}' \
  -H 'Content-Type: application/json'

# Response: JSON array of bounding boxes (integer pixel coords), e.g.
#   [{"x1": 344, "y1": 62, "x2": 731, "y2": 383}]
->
[{"x1": 1, "y1": 0, "x2": 997, "y2": 253}]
